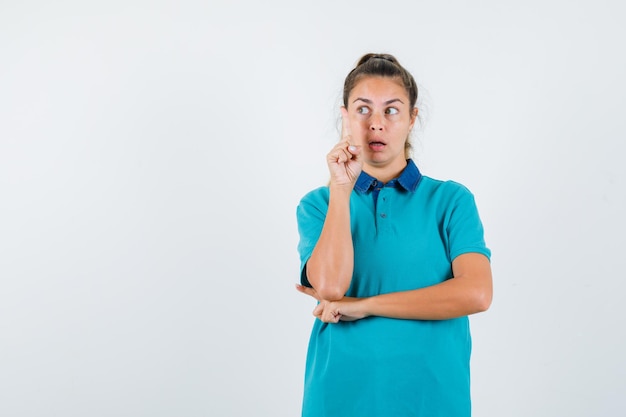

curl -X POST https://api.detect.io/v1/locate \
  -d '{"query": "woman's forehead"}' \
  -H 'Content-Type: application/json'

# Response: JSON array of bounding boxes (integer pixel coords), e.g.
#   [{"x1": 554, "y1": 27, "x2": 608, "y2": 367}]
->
[{"x1": 349, "y1": 76, "x2": 409, "y2": 102}]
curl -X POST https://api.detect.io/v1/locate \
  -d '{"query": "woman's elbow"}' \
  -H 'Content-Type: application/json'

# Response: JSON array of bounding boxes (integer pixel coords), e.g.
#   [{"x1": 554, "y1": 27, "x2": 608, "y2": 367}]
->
[
  {"x1": 315, "y1": 283, "x2": 347, "y2": 301},
  {"x1": 308, "y1": 272, "x2": 349, "y2": 300},
  {"x1": 472, "y1": 286, "x2": 493, "y2": 313},
  {"x1": 306, "y1": 265, "x2": 350, "y2": 301}
]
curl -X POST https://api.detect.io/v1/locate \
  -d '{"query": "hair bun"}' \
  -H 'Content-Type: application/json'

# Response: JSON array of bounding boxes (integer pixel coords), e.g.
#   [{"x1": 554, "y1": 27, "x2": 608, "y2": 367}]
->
[{"x1": 357, "y1": 53, "x2": 400, "y2": 66}]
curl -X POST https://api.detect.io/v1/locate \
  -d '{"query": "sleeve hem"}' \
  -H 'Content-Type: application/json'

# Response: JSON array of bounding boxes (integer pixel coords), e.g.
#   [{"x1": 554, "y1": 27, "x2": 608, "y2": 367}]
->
[
  {"x1": 300, "y1": 261, "x2": 313, "y2": 287},
  {"x1": 450, "y1": 247, "x2": 491, "y2": 262}
]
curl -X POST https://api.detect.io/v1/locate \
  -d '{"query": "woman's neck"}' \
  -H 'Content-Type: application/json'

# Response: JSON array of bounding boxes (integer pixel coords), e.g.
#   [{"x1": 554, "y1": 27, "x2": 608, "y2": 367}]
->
[{"x1": 363, "y1": 159, "x2": 408, "y2": 183}]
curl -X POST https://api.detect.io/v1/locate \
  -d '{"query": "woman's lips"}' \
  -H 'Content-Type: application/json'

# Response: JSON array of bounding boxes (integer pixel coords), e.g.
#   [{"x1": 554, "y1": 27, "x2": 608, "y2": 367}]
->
[{"x1": 368, "y1": 141, "x2": 386, "y2": 151}]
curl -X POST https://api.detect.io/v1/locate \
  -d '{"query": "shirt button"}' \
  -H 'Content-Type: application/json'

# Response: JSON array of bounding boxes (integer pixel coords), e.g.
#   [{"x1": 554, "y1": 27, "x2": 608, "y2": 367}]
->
[
  {"x1": 380, "y1": 213, "x2": 387, "y2": 218},
  {"x1": 372, "y1": 180, "x2": 378, "y2": 187}
]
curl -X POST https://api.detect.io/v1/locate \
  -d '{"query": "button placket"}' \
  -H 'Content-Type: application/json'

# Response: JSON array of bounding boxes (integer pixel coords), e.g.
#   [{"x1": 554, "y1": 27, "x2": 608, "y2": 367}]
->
[{"x1": 378, "y1": 188, "x2": 388, "y2": 223}]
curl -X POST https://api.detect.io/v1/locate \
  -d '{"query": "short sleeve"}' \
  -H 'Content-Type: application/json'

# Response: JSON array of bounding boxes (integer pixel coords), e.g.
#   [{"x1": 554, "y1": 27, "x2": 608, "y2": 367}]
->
[
  {"x1": 296, "y1": 187, "x2": 329, "y2": 287},
  {"x1": 444, "y1": 183, "x2": 491, "y2": 262}
]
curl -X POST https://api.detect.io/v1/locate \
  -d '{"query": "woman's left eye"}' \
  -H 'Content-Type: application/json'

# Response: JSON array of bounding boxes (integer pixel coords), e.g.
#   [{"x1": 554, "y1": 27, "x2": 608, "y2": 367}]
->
[{"x1": 386, "y1": 107, "x2": 399, "y2": 115}]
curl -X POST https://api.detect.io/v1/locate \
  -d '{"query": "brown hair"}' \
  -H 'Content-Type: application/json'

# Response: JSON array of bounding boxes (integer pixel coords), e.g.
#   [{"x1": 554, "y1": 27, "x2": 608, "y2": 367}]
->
[{"x1": 343, "y1": 53, "x2": 419, "y2": 157}]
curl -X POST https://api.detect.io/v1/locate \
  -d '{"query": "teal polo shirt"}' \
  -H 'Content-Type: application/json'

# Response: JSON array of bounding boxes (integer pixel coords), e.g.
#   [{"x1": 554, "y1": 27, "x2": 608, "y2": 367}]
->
[{"x1": 296, "y1": 159, "x2": 491, "y2": 417}]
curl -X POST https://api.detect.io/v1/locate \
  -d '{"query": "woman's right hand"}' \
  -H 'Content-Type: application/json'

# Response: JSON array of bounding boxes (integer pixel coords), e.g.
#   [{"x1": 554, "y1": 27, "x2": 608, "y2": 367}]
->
[{"x1": 326, "y1": 107, "x2": 362, "y2": 187}]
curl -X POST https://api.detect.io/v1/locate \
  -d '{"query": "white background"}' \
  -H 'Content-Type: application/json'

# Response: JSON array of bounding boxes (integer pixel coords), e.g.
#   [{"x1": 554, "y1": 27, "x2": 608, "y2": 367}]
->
[{"x1": 1, "y1": 1, "x2": 625, "y2": 416}]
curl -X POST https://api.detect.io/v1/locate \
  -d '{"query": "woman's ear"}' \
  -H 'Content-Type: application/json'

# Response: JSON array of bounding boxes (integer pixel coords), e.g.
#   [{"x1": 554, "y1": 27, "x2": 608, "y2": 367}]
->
[{"x1": 409, "y1": 107, "x2": 419, "y2": 128}]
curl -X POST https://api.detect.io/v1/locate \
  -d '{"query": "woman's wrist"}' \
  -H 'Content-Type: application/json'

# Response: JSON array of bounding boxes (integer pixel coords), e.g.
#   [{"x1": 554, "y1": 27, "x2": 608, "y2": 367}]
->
[
  {"x1": 329, "y1": 182, "x2": 354, "y2": 193},
  {"x1": 359, "y1": 296, "x2": 374, "y2": 319}
]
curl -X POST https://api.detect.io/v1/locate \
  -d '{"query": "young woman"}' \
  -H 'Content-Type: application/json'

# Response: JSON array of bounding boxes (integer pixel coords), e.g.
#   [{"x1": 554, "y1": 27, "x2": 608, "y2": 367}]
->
[{"x1": 296, "y1": 53, "x2": 492, "y2": 416}]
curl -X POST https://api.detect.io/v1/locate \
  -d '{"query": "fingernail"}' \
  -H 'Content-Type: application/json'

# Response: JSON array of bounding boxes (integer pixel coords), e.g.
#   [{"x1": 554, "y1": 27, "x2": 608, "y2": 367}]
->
[{"x1": 348, "y1": 146, "x2": 356, "y2": 152}]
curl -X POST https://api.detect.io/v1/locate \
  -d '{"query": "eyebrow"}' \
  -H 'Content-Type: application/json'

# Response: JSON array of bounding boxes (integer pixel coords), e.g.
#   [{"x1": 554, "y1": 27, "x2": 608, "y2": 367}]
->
[{"x1": 352, "y1": 97, "x2": 405, "y2": 105}]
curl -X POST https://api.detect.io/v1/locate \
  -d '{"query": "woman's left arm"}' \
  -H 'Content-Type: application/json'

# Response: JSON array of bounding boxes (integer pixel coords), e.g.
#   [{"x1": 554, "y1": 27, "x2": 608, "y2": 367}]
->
[{"x1": 297, "y1": 252, "x2": 492, "y2": 323}]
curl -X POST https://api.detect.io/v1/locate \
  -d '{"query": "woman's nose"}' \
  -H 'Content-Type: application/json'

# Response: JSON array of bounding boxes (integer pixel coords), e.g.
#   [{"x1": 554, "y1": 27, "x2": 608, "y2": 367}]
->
[{"x1": 369, "y1": 114, "x2": 384, "y2": 131}]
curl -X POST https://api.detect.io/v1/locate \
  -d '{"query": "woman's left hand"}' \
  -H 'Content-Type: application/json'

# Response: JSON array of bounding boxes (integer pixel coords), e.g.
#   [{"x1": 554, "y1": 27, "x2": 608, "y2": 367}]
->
[{"x1": 296, "y1": 284, "x2": 367, "y2": 323}]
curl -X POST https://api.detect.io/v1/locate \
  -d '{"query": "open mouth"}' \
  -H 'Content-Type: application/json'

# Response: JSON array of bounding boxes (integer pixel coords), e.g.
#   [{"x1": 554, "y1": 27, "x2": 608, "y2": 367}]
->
[{"x1": 368, "y1": 140, "x2": 386, "y2": 151}]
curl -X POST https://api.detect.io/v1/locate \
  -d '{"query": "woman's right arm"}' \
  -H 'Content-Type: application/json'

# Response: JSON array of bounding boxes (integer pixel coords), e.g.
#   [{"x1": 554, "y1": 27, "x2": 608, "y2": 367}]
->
[
  {"x1": 305, "y1": 108, "x2": 362, "y2": 301},
  {"x1": 306, "y1": 184, "x2": 354, "y2": 300}
]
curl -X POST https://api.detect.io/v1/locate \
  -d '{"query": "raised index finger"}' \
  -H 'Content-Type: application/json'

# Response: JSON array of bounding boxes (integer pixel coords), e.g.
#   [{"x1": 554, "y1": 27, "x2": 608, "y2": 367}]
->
[{"x1": 340, "y1": 106, "x2": 352, "y2": 144}]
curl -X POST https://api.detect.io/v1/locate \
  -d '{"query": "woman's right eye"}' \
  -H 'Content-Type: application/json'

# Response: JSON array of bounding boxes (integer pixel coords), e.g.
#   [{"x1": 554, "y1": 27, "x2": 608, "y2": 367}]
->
[{"x1": 357, "y1": 107, "x2": 370, "y2": 115}]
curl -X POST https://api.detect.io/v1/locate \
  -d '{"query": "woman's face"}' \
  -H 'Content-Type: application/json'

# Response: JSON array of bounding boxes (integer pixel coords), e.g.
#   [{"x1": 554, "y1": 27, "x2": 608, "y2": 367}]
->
[{"x1": 345, "y1": 76, "x2": 417, "y2": 174}]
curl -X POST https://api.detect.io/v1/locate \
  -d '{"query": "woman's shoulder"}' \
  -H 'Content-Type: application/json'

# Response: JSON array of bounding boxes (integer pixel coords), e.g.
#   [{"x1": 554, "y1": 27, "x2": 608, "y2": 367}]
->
[
  {"x1": 298, "y1": 186, "x2": 330, "y2": 207},
  {"x1": 419, "y1": 175, "x2": 474, "y2": 198},
  {"x1": 296, "y1": 186, "x2": 330, "y2": 220},
  {"x1": 300, "y1": 185, "x2": 329, "y2": 199}
]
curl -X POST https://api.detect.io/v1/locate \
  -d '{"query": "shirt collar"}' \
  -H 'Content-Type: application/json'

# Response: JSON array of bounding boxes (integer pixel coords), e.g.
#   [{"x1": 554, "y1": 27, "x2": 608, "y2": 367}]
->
[{"x1": 354, "y1": 159, "x2": 422, "y2": 193}]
